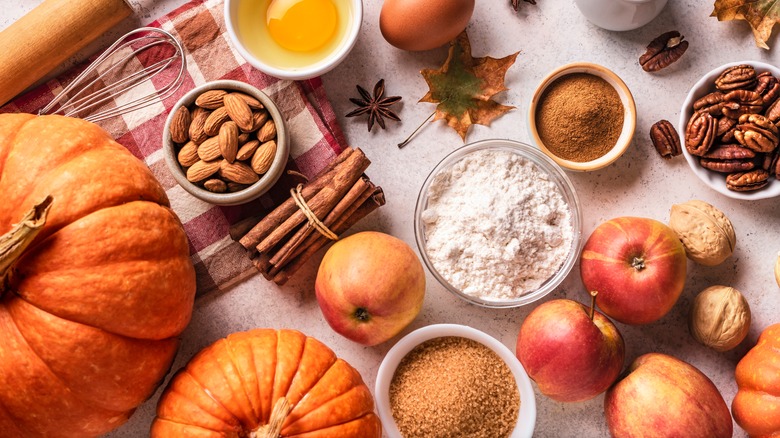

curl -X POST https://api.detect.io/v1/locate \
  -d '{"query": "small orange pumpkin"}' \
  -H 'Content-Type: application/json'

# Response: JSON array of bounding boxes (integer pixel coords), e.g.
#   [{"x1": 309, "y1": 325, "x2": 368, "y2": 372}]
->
[
  {"x1": 733, "y1": 323, "x2": 780, "y2": 437},
  {"x1": 152, "y1": 328, "x2": 382, "y2": 437}
]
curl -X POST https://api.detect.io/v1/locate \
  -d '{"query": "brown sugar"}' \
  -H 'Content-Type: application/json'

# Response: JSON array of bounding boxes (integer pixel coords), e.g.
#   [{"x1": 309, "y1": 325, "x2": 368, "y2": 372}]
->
[
  {"x1": 389, "y1": 336, "x2": 520, "y2": 438},
  {"x1": 535, "y1": 73, "x2": 624, "y2": 162}
]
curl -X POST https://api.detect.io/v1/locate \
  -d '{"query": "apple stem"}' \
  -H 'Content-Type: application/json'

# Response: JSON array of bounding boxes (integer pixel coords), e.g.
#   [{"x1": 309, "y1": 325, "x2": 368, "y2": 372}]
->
[
  {"x1": 631, "y1": 256, "x2": 646, "y2": 271},
  {"x1": 589, "y1": 291, "x2": 598, "y2": 321}
]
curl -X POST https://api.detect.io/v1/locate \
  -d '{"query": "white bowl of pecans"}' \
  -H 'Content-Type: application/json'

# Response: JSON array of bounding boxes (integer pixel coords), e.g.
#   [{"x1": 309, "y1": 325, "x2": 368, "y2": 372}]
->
[
  {"x1": 679, "y1": 61, "x2": 780, "y2": 200},
  {"x1": 163, "y1": 80, "x2": 289, "y2": 205},
  {"x1": 375, "y1": 324, "x2": 536, "y2": 438}
]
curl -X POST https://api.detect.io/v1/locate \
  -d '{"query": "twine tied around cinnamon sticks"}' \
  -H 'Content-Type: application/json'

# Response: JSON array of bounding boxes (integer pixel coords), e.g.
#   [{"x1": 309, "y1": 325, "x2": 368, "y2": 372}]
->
[{"x1": 230, "y1": 147, "x2": 385, "y2": 285}]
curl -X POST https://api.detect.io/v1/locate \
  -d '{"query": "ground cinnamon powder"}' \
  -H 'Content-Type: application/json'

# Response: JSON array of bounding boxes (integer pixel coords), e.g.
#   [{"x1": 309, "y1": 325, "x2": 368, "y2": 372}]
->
[
  {"x1": 389, "y1": 336, "x2": 520, "y2": 438},
  {"x1": 535, "y1": 73, "x2": 624, "y2": 162}
]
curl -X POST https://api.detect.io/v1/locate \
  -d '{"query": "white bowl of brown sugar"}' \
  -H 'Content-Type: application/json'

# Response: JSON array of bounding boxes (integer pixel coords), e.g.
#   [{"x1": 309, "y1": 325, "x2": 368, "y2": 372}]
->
[
  {"x1": 375, "y1": 324, "x2": 536, "y2": 438},
  {"x1": 528, "y1": 62, "x2": 637, "y2": 171}
]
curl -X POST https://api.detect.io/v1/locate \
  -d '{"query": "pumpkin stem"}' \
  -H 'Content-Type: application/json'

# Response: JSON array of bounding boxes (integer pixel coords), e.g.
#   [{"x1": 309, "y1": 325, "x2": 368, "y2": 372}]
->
[
  {"x1": 251, "y1": 397, "x2": 292, "y2": 438},
  {"x1": 0, "y1": 197, "x2": 53, "y2": 297}
]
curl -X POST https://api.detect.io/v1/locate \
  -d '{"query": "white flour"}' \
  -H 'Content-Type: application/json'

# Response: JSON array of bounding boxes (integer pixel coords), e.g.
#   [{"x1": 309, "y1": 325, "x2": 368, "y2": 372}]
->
[{"x1": 421, "y1": 149, "x2": 574, "y2": 301}]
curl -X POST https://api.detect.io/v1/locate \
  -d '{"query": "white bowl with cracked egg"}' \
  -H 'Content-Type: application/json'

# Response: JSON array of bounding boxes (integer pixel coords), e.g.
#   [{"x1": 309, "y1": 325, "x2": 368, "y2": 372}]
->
[{"x1": 414, "y1": 139, "x2": 582, "y2": 308}]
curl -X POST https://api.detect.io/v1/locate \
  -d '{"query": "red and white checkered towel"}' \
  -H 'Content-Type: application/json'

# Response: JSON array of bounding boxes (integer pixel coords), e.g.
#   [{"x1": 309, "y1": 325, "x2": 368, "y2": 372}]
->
[{"x1": 1, "y1": 0, "x2": 347, "y2": 296}]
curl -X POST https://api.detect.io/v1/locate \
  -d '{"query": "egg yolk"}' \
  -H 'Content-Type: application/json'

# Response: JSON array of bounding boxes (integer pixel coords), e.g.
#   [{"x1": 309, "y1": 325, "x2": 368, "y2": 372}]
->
[{"x1": 267, "y1": 0, "x2": 338, "y2": 52}]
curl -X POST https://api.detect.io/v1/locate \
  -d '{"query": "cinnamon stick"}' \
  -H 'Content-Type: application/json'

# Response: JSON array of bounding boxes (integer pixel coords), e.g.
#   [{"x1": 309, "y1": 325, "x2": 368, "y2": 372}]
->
[
  {"x1": 271, "y1": 188, "x2": 385, "y2": 285},
  {"x1": 268, "y1": 176, "x2": 373, "y2": 267},
  {"x1": 238, "y1": 147, "x2": 355, "y2": 250},
  {"x1": 255, "y1": 149, "x2": 370, "y2": 254}
]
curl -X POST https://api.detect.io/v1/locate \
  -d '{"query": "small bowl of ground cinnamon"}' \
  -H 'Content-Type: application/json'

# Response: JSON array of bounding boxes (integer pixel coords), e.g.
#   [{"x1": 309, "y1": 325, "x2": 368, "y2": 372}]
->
[
  {"x1": 528, "y1": 62, "x2": 637, "y2": 171},
  {"x1": 375, "y1": 324, "x2": 536, "y2": 438}
]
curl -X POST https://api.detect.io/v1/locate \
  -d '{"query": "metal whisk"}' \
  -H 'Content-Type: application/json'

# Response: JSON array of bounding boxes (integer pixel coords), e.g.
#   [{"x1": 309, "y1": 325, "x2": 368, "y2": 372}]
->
[{"x1": 38, "y1": 27, "x2": 186, "y2": 123}]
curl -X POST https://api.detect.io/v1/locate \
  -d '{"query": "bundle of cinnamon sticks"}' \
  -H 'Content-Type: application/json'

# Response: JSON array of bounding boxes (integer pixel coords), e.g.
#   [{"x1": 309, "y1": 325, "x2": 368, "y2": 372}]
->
[{"x1": 231, "y1": 147, "x2": 385, "y2": 285}]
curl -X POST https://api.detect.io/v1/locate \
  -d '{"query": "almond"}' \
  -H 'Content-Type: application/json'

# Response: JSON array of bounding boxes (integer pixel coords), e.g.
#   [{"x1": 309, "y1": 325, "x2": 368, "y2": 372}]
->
[
  {"x1": 189, "y1": 109, "x2": 210, "y2": 144},
  {"x1": 197, "y1": 136, "x2": 222, "y2": 161},
  {"x1": 251, "y1": 140, "x2": 277, "y2": 174},
  {"x1": 257, "y1": 119, "x2": 277, "y2": 143},
  {"x1": 236, "y1": 139, "x2": 260, "y2": 161},
  {"x1": 170, "y1": 106, "x2": 191, "y2": 143},
  {"x1": 203, "y1": 178, "x2": 227, "y2": 193},
  {"x1": 195, "y1": 89, "x2": 227, "y2": 109},
  {"x1": 230, "y1": 92, "x2": 264, "y2": 110},
  {"x1": 238, "y1": 132, "x2": 251, "y2": 145},
  {"x1": 246, "y1": 110, "x2": 269, "y2": 133},
  {"x1": 187, "y1": 159, "x2": 220, "y2": 182},
  {"x1": 177, "y1": 141, "x2": 199, "y2": 167},
  {"x1": 204, "y1": 106, "x2": 230, "y2": 136},
  {"x1": 219, "y1": 121, "x2": 239, "y2": 163},
  {"x1": 224, "y1": 93, "x2": 254, "y2": 132},
  {"x1": 219, "y1": 160, "x2": 259, "y2": 184},
  {"x1": 227, "y1": 182, "x2": 250, "y2": 192}
]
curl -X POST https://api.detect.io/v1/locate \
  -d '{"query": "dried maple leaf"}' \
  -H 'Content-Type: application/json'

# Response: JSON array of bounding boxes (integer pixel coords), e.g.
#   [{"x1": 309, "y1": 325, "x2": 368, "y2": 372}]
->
[
  {"x1": 419, "y1": 31, "x2": 519, "y2": 141},
  {"x1": 711, "y1": 0, "x2": 780, "y2": 49}
]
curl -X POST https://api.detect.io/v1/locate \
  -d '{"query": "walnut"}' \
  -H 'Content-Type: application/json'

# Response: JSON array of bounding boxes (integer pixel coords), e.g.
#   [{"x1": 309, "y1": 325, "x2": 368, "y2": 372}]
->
[
  {"x1": 689, "y1": 285, "x2": 751, "y2": 352},
  {"x1": 669, "y1": 200, "x2": 735, "y2": 266}
]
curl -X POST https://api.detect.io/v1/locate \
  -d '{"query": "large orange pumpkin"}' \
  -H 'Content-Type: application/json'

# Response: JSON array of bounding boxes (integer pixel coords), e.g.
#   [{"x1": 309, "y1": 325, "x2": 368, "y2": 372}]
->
[
  {"x1": 0, "y1": 114, "x2": 196, "y2": 437},
  {"x1": 733, "y1": 323, "x2": 780, "y2": 437},
  {"x1": 152, "y1": 328, "x2": 382, "y2": 437}
]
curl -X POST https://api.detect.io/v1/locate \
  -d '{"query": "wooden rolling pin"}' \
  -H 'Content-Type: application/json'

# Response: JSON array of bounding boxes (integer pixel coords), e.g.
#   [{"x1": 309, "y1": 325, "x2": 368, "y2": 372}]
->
[{"x1": 0, "y1": 0, "x2": 133, "y2": 107}]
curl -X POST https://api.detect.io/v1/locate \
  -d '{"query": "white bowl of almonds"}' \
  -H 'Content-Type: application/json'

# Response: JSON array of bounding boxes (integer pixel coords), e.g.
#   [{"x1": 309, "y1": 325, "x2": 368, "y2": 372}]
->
[{"x1": 163, "y1": 80, "x2": 289, "y2": 205}]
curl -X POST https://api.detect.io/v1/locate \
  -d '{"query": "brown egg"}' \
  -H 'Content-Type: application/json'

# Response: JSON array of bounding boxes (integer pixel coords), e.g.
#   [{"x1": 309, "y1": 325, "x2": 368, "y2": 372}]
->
[{"x1": 379, "y1": 0, "x2": 475, "y2": 51}]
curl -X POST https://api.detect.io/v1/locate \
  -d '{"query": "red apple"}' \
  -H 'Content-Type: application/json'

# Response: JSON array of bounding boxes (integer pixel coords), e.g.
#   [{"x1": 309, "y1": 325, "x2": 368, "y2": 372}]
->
[
  {"x1": 516, "y1": 297, "x2": 625, "y2": 402},
  {"x1": 605, "y1": 353, "x2": 732, "y2": 438},
  {"x1": 315, "y1": 231, "x2": 425, "y2": 346},
  {"x1": 580, "y1": 217, "x2": 687, "y2": 325}
]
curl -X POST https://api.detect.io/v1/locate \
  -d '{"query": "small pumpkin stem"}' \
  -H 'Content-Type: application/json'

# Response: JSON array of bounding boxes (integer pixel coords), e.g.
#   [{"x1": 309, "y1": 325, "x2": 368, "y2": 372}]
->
[
  {"x1": 0, "y1": 196, "x2": 53, "y2": 297},
  {"x1": 251, "y1": 397, "x2": 292, "y2": 438},
  {"x1": 588, "y1": 290, "x2": 598, "y2": 321},
  {"x1": 398, "y1": 111, "x2": 435, "y2": 149}
]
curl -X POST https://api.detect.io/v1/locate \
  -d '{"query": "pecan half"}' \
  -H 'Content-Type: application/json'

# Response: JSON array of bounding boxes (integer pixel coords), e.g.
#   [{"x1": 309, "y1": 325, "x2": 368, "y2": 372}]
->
[
  {"x1": 639, "y1": 31, "x2": 689, "y2": 72},
  {"x1": 734, "y1": 113, "x2": 780, "y2": 153},
  {"x1": 716, "y1": 117, "x2": 737, "y2": 140},
  {"x1": 765, "y1": 98, "x2": 780, "y2": 124},
  {"x1": 722, "y1": 90, "x2": 764, "y2": 119},
  {"x1": 699, "y1": 158, "x2": 755, "y2": 173},
  {"x1": 754, "y1": 72, "x2": 780, "y2": 106},
  {"x1": 715, "y1": 65, "x2": 757, "y2": 91},
  {"x1": 726, "y1": 169, "x2": 770, "y2": 191},
  {"x1": 693, "y1": 92, "x2": 725, "y2": 116},
  {"x1": 702, "y1": 144, "x2": 756, "y2": 160},
  {"x1": 649, "y1": 120, "x2": 681, "y2": 159},
  {"x1": 685, "y1": 111, "x2": 717, "y2": 156}
]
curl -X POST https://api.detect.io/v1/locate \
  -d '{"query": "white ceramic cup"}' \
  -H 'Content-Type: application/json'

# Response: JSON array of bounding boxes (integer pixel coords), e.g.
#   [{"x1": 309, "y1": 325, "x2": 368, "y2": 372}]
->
[
  {"x1": 574, "y1": 0, "x2": 668, "y2": 31},
  {"x1": 375, "y1": 324, "x2": 536, "y2": 438},
  {"x1": 224, "y1": 0, "x2": 363, "y2": 80}
]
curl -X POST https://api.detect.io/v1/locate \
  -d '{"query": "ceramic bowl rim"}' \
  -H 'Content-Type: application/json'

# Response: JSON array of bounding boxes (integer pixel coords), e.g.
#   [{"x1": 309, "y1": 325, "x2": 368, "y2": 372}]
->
[
  {"x1": 223, "y1": 0, "x2": 363, "y2": 80},
  {"x1": 528, "y1": 62, "x2": 637, "y2": 172},
  {"x1": 162, "y1": 79, "x2": 289, "y2": 206},
  {"x1": 375, "y1": 324, "x2": 536, "y2": 438},
  {"x1": 413, "y1": 139, "x2": 583, "y2": 308},
  {"x1": 678, "y1": 60, "x2": 780, "y2": 200}
]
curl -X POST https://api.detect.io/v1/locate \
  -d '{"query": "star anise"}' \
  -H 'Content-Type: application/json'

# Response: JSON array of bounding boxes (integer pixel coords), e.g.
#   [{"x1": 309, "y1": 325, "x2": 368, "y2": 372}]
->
[
  {"x1": 345, "y1": 79, "x2": 401, "y2": 132},
  {"x1": 512, "y1": 0, "x2": 536, "y2": 11}
]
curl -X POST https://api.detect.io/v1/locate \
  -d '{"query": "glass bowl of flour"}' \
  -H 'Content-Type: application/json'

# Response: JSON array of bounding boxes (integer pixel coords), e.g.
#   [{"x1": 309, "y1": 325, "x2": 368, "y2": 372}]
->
[{"x1": 415, "y1": 139, "x2": 582, "y2": 307}]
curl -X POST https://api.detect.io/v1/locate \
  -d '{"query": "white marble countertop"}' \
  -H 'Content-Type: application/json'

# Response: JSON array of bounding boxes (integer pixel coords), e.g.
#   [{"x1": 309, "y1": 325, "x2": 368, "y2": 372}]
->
[{"x1": 3, "y1": 1, "x2": 779, "y2": 437}]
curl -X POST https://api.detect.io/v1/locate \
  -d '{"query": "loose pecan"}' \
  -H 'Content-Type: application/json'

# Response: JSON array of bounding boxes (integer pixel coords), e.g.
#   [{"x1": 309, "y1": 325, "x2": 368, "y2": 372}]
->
[
  {"x1": 685, "y1": 111, "x2": 717, "y2": 156},
  {"x1": 693, "y1": 92, "x2": 725, "y2": 116},
  {"x1": 722, "y1": 90, "x2": 764, "y2": 119},
  {"x1": 699, "y1": 158, "x2": 754, "y2": 173},
  {"x1": 754, "y1": 72, "x2": 780, "y2": 106},
  {"x1": 726, "y1": 169, "x2": 770, "y2": 191},
  {"x1": 639, "y1": 31, "x2": 689, "y2": 72},
  {"x1": 649, "y1": 120, "x2": 681, "y2": 159},
  {"x1": 702, "y1": 144, "x2": 756, "y2": 160},
  {"x1": 715, "y1": 65, "x2": 757, "y2": 91},
  {"x1": 734, "y1": 113, "x2": 780, "y2": 153}
]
